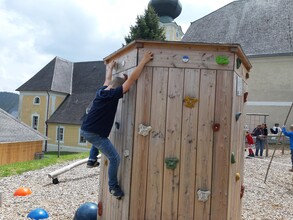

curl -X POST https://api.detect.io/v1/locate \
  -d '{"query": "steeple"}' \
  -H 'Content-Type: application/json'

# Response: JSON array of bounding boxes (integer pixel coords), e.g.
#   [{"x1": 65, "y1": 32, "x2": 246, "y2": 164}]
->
[
  {"x1": 148, "y1": 0, "x2": 184, "y2": 41},
  {"x1": 148, "y1": 0, "x2": 182, "y2": 23}
]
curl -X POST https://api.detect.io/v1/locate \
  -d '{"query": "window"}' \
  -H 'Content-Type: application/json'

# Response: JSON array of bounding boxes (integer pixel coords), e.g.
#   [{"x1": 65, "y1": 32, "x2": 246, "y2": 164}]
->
[
  {"x1": 33, "y1": 96, "x2": 40, "y2": 105},
  {"x1": 79, "y1": 134, "x2": 87, "y2": 144},
  {"x1": 79, "y1": 128, "x2": 87, "y2": 144},
  {"x1": 32, "y1": 115, "x2": 39, "y2": 130},
  {"x1": 56, "y1": 126, "x2": 64, "y2": 142}
]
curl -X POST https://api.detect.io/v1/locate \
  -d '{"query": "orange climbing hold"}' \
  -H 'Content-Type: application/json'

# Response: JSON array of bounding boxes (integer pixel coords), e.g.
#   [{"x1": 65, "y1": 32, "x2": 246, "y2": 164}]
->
[{"x1": 13, "y1": 187, "x2": 32, "y2": 196}]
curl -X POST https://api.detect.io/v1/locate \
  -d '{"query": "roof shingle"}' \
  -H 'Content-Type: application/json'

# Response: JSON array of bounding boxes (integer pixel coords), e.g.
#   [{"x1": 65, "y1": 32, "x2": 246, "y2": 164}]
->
[
  {"x1": 0, "y1": 108, "x2": 47, "y2": 143},
  {"x1": 182, "y1": 0, "x2": 293, "y2": 56},
  {"x1": 46, "y1": 61, "x2": 105, "y2": 125}
]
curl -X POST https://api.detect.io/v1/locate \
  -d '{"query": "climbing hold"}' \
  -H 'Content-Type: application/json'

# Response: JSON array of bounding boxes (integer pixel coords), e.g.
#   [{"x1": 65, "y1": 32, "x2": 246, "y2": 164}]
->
[
  {"x1": 235, "y1": 173, "x2": 241, "y2": 181},
  {"x1": 98, "y1": 201, "x2": 103, "y2": 216},
  {"x1": 240, "y1": 184, "x2": 245, "y2": 199},
  {"x1": 115, "y1": 122, "x2": 120, "y2": 130},
  {"x1": 215, "y1": 55, "x2": 229, "y2": 65},
  {"x1": 123, "y1": 150, "x2": 130, "y2": 158},
  {"x1": 231, "y1": 152, "x2": 236, "y2": 164},
  {"x1": 14, "y1": 187, "x2": 32, "y2": 196},
  {"x1": 165, "y1": 157, "x2": 179, "y2": 170},
  {"x1": 27, "y1": 208, "x2": 49, "y2": 220},
  {"x1": 245, "y1": 72, "x2": 249, "y2": 79},
  {"x1": 244, "y1": 92, "x2": 248, "y2": 103},
  {"x1": 236, "y1": 57, "x2": 242, "y2": 69},
  {"x1": 182, "y1": 55, "x2": 189, "y2": 63},
  {"x1": 212, "y1": 123, "x2": 220, "y2": 132},
  {"x1": 197, "y1": 189, "x2": 211, "y2": 202},
  {"x1": 138, "y1": 124, "x2": 152, "y2": 136},
  {"x1": 183, "y1": 96, "x2": 198, "y2": 108},
  {"x1": 235, "y1": 112, "x2": 242, "y2": 121}
]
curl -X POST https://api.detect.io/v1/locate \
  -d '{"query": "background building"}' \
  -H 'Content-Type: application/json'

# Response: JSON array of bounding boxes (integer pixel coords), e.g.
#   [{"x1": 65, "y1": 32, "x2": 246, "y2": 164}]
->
[
  {"x1": 17, "y1": 57, "x2": 105, "y2": 152},
  {"x1": 182, "y1": 0, "x2": 293, "y2": 130},
  {"x1": 0, "y1": 108, "x2": 47, "y2": 165}
]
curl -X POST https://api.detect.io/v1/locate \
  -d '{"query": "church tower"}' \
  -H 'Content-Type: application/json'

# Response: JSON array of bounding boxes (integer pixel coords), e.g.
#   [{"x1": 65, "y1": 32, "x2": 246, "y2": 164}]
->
[{"x1": 149, "y1": 0, "x2": 184, "y2": 41}]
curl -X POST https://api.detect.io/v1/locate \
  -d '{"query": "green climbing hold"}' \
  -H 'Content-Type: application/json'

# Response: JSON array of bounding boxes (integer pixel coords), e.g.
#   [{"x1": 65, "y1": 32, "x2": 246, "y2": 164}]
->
[
  {"x1": 215, "y1": 56, "x2": 229, "y2": 65},
  {"x1": 165, "y1": 157, "x2": 179, "y2": 170},
  {"x1": 231, "y1": 152, "x2": 236, "y2": 164},
  {"x1": 236, "y1": 57, "x2": 242, "y2": 69}
]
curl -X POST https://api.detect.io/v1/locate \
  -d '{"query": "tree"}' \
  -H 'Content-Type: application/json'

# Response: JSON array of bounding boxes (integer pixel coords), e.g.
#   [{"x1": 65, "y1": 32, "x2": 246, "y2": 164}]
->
[{"x1": 124, "y1": 6, "x2": 166, "y2": 44}]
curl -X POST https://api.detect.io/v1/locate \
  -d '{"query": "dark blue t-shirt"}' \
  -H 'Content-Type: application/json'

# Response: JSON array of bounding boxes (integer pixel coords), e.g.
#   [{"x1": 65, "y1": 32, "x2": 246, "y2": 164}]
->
[{"x1": 81, "y1": 85, "x2": 123, "y2": 137}]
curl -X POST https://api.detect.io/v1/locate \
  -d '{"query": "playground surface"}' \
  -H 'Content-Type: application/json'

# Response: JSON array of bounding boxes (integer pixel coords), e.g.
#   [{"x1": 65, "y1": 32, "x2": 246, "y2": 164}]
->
[
  {"x1": 242, "y1": 147, "x2": 293, "y2": 220},
  {"x1": 0, "y1": 148, "x2": 293, "y2": 219},
  {"x1": 0, "y1": 160, "x2": 99, "y2": 219}
]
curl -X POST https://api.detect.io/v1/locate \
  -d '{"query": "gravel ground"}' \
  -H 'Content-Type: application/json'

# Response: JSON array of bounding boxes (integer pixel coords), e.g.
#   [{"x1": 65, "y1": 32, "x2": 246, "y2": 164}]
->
[
  {"x1": 0, "y1": 161, "x2": 100, "y2": 220},
  {"x1": 0, "y1": 149, "x2": 293, "y2": 220},
  {"x1": 242, "y1": 149, "x2": 293, "y2": 220}
]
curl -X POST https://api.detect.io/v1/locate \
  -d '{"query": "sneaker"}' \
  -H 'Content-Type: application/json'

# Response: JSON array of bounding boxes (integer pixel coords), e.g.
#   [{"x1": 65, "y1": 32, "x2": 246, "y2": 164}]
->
[
  {"x1": 109, "y1": 185, "x2": 124, "y2": 200},
  {"x1": 86, "y1": 160, "x2": 100, "y2": 168}
]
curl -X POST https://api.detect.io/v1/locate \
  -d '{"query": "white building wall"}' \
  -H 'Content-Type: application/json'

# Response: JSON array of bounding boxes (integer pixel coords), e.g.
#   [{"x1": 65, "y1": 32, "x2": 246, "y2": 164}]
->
[{"x1": 245, "y1": 55, "x2": 293, "y2": 129}]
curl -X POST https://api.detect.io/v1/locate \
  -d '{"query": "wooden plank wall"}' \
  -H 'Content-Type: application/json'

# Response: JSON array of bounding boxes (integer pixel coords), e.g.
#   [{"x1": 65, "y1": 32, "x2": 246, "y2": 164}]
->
[
  {"x1": 228, "y1": 72, "x2": 243, "y2": 220},
  {"x1": 129, "y1": 66, "x2": 153, "y2": 220},
  {"x1": 230, "y1": 58, "x2": 249, "y2": 219},
  {"x1": 177, "y1": 68, "x2": 200, "y2": 219},
  {"x1": 0, "y1": 141, "x2": 42, "y2": 165},
  {"x1": 210, "y1": 70, "x2": 233, "y2": 220},
  {"x1": 129, "y1": 66, "x2": 224, "y2": 220},
  {"x1": 194, "y1": 69, "x2": 216, "y2": 220},
  {"x1": 145, "y1": 67, "x2": 168, "y2": 220}
]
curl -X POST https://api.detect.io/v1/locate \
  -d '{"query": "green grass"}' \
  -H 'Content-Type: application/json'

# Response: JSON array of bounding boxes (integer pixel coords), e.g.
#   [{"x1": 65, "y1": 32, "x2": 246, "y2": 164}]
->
[{"x1": 0, "y1": 151, "x2": 89, "y2": 178}]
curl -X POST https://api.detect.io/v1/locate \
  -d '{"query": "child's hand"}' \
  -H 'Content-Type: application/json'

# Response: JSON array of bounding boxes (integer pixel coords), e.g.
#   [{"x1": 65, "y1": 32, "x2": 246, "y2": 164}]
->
[
  {"x1": 142, "y1": 51, "x2": 153, "y2": 64},
  {"x1": 108, "y1": 60, "x2": 116, "y2": 69}
]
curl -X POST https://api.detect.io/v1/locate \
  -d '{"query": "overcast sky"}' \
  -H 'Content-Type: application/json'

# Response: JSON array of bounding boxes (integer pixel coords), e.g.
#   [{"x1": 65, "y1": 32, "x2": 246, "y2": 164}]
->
[{"x1": 0, "y1": 0, "x2": 234, "y2": 93}]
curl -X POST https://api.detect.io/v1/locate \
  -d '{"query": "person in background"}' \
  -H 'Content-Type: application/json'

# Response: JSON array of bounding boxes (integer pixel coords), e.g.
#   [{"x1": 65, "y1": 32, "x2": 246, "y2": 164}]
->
[
  {"x1": 270, "y1": 123, "x2": 283, "y2": 144},
  {"x1": 262, "y1": 123, "x2": 268, "y2": 155},
  {"x1": 270, "y1": 123, "x2": 282, "y2": 134},
  {"x1": 245, "y1": 131, "x2": 255, "y2": 157},
  {"x1": 282, "y1": 125, "x2": 293, "y2": 172},
  {"x1": 262, "y1": 123, "x2": 268, "y2": 136},
  {"x1": 81, "y1": 51, "x2": 154, "y2": 199},
  {"x1": 252, "y1": 124, "x2": 265, "y2": 157}
]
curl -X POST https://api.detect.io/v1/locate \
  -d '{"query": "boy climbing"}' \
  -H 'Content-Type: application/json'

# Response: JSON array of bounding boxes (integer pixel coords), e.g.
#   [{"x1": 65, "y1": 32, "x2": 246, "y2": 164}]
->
[{"x1": 81, "y1": 51, "x2": 153, "y2": 199}]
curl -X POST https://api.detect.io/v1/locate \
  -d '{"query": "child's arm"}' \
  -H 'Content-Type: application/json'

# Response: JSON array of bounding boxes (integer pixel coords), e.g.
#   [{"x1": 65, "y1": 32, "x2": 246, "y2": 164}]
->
[
  {"x1": 122, "y1": 51, "x2": 153, "y2": 93},
  {"x1": 103, "y1": 60, "x2": 116, "y2": 86}
]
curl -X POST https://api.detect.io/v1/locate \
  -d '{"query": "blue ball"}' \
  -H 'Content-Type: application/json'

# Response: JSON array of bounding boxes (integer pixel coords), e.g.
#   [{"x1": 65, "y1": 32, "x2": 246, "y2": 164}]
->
[
  {"x1": 27, "y1": 208, "x2": 49, "y2": 219},
  {"x1": 73, "y1": 202, "x2": 98, "y2": 220}
]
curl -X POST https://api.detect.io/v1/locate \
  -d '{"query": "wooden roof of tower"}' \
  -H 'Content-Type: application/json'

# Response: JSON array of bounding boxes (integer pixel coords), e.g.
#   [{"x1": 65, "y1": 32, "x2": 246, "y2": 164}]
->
[{"x1": 103, "y1": 40, "x2": 252, "y2": 71}]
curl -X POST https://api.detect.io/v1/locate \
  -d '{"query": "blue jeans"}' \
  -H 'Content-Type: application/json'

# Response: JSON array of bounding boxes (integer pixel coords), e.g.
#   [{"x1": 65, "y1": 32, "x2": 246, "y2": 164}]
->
[
  {"x1": 81, "y1": 130, "x2": 120, "y2": 188},
  {"x1": 88, "y1": 145, "x2": 99, "y2": 162},
  {"x1": 255, "y1": 138, "x2": 265, "y2": 156}
]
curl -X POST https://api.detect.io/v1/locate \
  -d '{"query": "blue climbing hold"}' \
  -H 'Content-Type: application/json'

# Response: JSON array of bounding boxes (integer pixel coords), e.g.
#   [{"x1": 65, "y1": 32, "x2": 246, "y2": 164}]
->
[
  {"x1": 27, "y1": 208, "x2": 49, "y2": 219},
  {"x1": 73, "y1": 202, "x2": 98, "y2": 220}
]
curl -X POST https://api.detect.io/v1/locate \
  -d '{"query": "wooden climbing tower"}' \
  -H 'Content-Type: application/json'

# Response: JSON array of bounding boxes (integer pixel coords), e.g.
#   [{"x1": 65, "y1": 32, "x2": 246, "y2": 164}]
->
[{"x1": 97, "y1": 40, "x2": 251, "y2": 220}]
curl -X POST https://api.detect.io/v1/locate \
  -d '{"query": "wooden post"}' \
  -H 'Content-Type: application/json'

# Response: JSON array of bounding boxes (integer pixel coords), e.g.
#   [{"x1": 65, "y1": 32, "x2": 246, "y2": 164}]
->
[
  {"x1": 48, "y1": 158, "x2": 88, "y2": 179},
  {"x1": 264, "y1": 102, "x2": 293, "y2": 183}
]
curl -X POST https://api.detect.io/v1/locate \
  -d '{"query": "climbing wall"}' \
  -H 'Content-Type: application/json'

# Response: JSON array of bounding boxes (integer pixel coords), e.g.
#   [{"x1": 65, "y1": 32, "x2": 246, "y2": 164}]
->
[{"x1": 97, "y1": 40, "x2": 251, "y2": 220}]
